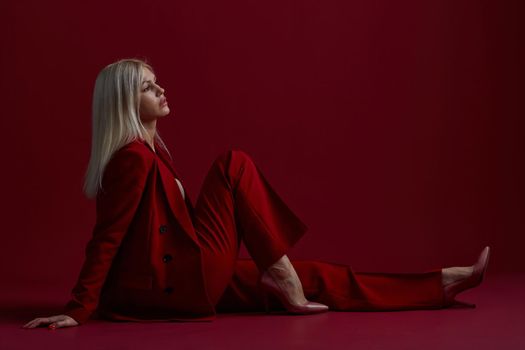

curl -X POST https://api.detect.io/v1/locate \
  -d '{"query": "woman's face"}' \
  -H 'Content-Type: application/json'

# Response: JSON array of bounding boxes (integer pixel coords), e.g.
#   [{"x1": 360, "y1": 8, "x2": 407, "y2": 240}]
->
[{"x1": 139, "y1": 67, "x2": 170, "y2": 122}]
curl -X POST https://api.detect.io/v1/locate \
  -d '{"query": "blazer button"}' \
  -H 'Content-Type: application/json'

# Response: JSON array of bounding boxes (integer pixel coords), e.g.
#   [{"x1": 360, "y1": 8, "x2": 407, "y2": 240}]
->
[
  {"x1": 162, "y1": 254, "x2": 173, "y2": 263},
  {"x1": 159, "y1": 225, "x2": 168, "y2": 234},
  {"x1": 164, "y1": 287, "x2": 174, "y2": 294}
]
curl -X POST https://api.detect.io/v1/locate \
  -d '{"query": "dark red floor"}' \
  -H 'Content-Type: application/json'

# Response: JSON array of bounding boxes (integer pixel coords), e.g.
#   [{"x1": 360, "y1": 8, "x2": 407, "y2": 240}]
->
[{"x1": 2, "y1": 273, "x2": 524, "y2": 350}]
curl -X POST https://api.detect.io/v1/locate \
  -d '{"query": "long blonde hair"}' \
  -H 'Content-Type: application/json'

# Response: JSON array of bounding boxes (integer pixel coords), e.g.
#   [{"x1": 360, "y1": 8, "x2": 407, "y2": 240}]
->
[{"x1": 84, "y1": 58, "x2": 170, "y2": 199}]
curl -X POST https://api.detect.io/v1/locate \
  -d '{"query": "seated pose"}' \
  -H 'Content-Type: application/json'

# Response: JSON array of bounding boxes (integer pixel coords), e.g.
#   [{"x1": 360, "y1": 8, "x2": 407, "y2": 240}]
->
[{"x1": 22, "y1": 59, "x2": 490, "y2": 330}]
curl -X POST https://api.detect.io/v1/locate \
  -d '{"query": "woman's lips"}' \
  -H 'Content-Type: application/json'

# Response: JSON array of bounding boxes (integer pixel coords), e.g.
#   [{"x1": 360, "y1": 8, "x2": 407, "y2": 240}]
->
[{"x1": 160, "y1": 99, "x2": 168, "y2": 107}]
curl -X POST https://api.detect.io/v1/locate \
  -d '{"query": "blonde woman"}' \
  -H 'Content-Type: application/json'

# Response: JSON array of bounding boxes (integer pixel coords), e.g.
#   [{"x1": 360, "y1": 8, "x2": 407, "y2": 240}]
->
[{"x1": 23, "y1": 58, "x2": 490, "y2": 329}]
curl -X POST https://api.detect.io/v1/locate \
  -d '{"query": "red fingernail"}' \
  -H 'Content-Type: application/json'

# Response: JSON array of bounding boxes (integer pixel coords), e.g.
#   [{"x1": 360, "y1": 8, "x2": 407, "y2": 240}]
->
[{"x1": 48, "y1": 324, "x2": 56, "y2": 330}]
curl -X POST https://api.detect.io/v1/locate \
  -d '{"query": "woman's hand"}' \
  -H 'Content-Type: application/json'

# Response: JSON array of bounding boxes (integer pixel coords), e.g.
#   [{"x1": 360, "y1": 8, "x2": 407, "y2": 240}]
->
[{"x1": 22, "y1": 315, "x2": 79, "y2": 329}]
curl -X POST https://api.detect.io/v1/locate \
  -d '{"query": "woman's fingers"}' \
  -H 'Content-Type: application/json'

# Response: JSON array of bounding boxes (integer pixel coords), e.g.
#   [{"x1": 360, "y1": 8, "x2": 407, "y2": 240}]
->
[
  {"x1": 22, "y1": 317, "x2": 51, "y2": 328},
  {"x1": 22, "y1": 317, "x2": 43, "y2": 328}
]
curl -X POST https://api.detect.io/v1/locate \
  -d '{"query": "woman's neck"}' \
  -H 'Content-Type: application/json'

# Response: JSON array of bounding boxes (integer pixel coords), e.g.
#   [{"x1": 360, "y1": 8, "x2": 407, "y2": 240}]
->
[{"x1": 142, "y1": 120, "x2": 157, "y2": 152}]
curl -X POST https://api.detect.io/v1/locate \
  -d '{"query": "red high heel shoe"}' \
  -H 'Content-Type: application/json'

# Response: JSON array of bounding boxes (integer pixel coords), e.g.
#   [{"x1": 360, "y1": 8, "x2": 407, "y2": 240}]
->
[
  {"x1": 258, "y1": 271, "x2": 329, "y2": 315},
  {"x1": 443, "y1": 246, "x2": 490, "y2": 308}
]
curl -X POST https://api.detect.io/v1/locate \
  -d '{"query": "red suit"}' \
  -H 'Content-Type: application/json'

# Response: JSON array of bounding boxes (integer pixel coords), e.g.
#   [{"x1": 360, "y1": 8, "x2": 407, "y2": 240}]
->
[{"x1": 63, "y1": 140, "x2": 445, "y2": 324}]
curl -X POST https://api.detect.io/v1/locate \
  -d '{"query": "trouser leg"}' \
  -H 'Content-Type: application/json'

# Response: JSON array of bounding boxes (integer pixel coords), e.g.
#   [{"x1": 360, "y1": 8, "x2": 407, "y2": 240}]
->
[
  {"x1": 216, "y1": 259, "x2": 446, "y2": 311},
  {"x1": 193, "y1": 149, "x2": 308, "y2": 305}
]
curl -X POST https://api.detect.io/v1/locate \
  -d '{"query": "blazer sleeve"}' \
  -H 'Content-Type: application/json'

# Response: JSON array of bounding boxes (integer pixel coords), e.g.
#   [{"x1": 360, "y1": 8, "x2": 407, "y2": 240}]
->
[{"x1": 62, "y1": 147, "x2": 152, "y2": 324}]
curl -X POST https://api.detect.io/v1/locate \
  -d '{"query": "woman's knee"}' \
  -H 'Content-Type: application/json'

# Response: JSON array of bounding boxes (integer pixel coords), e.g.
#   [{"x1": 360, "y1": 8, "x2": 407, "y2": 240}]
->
[
  {"x1": 214, "y1": 149, "x2": 253, "y2": 168},
  {"x1": 231, "y1": 149, "x2": 253, "y2": 163}
]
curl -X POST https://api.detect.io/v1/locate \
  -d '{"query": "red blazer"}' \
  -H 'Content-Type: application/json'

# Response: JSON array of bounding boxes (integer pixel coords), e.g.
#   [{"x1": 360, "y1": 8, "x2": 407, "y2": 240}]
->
[{"x1": 63, "y1": 139, "x2": 216, "y2": 324}]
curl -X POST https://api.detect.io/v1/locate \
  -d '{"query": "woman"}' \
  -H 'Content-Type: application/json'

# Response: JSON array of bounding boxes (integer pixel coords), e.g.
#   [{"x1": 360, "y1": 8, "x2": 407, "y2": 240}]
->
[{"x1": 23, "y1": 58, "x2": 490, "y2": 330}]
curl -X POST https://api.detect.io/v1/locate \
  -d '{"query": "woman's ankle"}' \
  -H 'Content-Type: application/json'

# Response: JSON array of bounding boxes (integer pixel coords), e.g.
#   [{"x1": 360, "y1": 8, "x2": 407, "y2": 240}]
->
[
  {"x1": 264, "y1": 255, "x2": 308, "y2": 305},
  {"x1": 267, "y1": 255, "x2": 294, "y2": 278}
]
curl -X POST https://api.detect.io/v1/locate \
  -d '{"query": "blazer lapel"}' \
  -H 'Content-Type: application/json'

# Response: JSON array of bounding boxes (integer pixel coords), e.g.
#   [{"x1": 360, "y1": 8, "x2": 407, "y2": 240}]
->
[
  {"x1": 157, "y1": 148, "x2": 180, "y2": 178},
  {"x1": 153, "y1": 143, "x2": 200, "y2": 246},
  {"x1": 155, "y1": 145, "x2": 195, "y2": 206}
]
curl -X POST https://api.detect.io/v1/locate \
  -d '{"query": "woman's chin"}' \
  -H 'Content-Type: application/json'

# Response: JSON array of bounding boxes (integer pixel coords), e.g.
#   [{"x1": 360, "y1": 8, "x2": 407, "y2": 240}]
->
[
  {"x1": 161, "y1": 107, "x2": 170, "y2": 116},
  {"x1": 154, "y1": 109, "x2": 170, "y2": 118}
]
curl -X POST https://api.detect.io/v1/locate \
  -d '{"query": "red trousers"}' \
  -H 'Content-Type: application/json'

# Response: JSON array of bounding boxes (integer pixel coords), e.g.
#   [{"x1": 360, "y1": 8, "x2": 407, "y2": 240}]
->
[{"x1": 191, "y1": 150, "x2": 445, "y2": 312}]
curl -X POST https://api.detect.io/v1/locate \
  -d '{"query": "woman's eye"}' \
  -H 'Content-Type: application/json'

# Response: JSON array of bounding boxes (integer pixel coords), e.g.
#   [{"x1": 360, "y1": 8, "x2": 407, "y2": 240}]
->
[{"x1": 143, "y1": 86, "x2": 150, "y2": 92}]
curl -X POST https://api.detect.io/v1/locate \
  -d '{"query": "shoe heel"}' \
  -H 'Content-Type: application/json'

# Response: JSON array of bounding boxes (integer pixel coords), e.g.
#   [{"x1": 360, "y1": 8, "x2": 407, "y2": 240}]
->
[
  {"x1": 451, "y1": 300, "x2": 476, "y2": 308},
  {"x1": 257, "y1": 278, "x2": 270, "y2": 314},
  {"x1": 258, "y1": 271, "x2": 329, "y2": 315},
  {"x1": 261, "y1": 289, "x2": 270, "y2": 314}
]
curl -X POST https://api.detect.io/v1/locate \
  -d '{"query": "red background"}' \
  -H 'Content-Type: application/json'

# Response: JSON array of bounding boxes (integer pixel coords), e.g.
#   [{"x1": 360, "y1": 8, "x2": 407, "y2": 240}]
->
[{"x1": 2, "y1": 0, "x2": 523, "y2": 290}]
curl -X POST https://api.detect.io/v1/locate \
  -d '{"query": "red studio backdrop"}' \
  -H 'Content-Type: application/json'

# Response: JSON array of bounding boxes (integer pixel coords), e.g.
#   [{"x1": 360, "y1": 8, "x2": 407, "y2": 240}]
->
[{"x1": 1, "y1": 0, "x2": 523, "y2": 290}]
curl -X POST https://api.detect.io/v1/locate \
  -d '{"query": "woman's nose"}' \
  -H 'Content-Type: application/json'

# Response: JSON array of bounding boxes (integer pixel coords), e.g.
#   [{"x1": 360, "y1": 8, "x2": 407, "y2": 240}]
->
[{"x1": 156, "y1": 85, "x2": 165, "y2": 96}]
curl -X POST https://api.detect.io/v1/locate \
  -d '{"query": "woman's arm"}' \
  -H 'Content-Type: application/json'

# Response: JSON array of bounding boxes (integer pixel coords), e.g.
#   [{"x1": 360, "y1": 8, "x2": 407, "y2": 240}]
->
[
  {"x1": 23, "y1": 145, "x2": 153, "y2": 328},
  {"x1": 64, "y1": 147, "x2": 152, "y2": 324}
]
